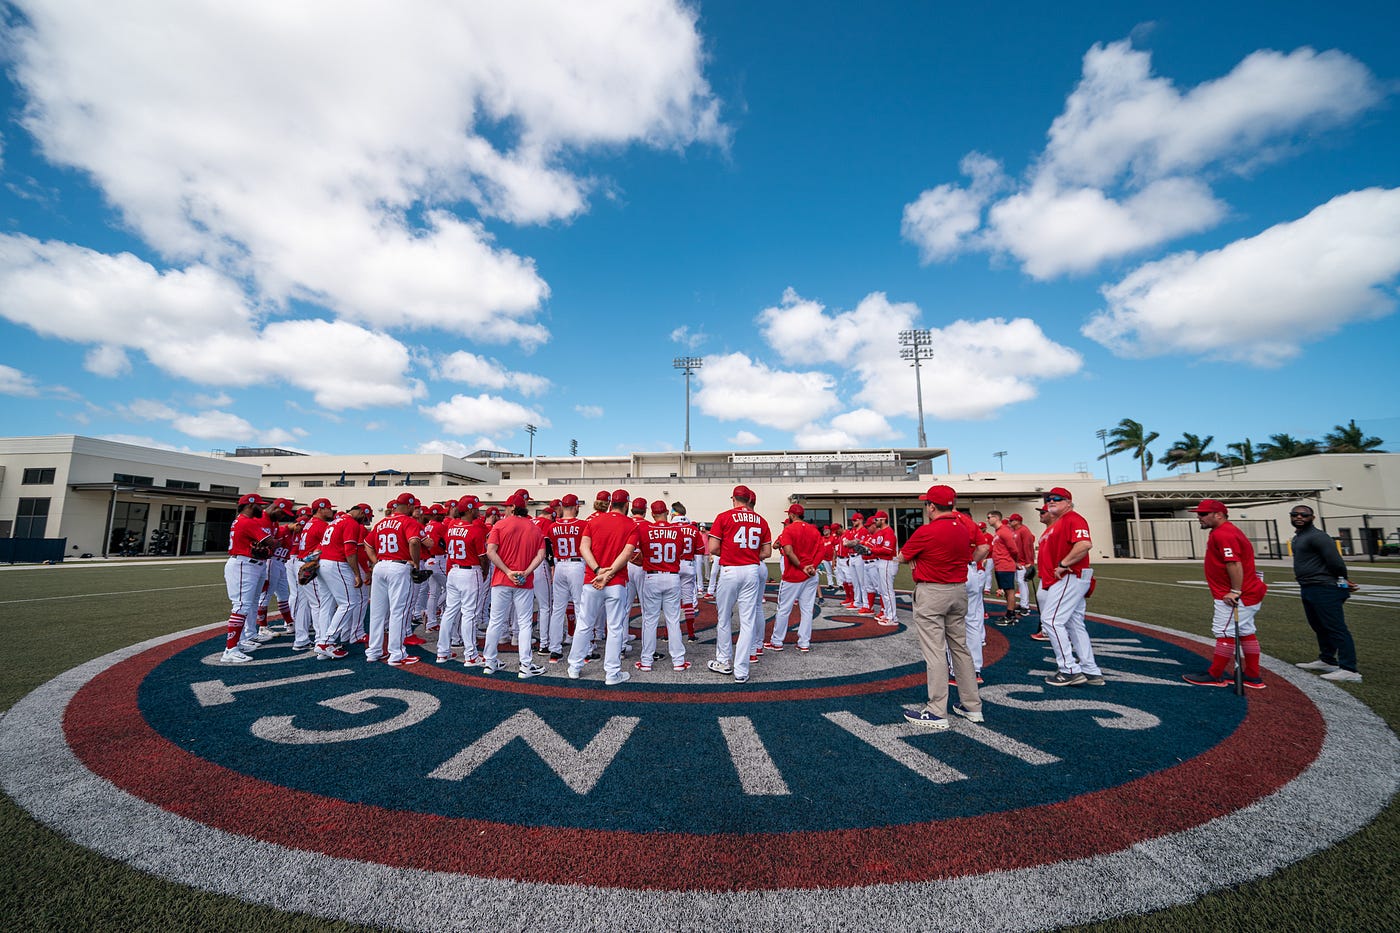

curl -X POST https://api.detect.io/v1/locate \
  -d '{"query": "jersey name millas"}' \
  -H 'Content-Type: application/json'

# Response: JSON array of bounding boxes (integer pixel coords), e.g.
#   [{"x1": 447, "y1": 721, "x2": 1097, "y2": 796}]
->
[{"x1": 548, "y1": 519, "x2": 585, "y2": 560}]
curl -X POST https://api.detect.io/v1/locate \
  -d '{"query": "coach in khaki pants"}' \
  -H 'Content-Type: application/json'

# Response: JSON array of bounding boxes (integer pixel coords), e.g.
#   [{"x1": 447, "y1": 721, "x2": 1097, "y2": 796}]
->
[{"x1": 897, "y1": 485, "x2": 983, "y2": 729}]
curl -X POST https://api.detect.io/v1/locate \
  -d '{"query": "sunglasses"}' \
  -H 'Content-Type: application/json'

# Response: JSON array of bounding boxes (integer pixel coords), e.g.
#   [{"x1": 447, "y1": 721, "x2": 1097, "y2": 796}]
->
[
  {"x1": 1043, "y1": 495, "x2": 1067, "y2": 503},
  {"x1": 1288, "y1": 511, "x2": 1312, "y2": 518}
]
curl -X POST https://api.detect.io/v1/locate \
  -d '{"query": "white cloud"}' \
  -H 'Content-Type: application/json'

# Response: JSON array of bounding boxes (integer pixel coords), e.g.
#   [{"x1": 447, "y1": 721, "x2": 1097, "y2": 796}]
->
[
  {"x1": 419, "y1": 393, "x2": 549, "y2": 437},
  {"x1": 758, "y1": 289, "x2": 1082, "y2": 421},
  {"x1": 418, "y1": 437, "x2": 500, "y2": 458},
  {"x1": 902, "y1": 40, "x2": 1382, "y2": 278},
  {"x1": 9, "y1": 1, "x2": 723, "y2": 339},
  {"x1": 669, "y1": 325, "x2": 706, "y2": 349},
  {"x1": 97, "y1": 433, "x2": 194, "y2": 452},
  {"x1": 794, "y1": 409, "x2": 899, "y2": 450},
  {"x1": 170, "y1": 410, "x2": 257, "y2": 441},
  {"x1": 1083, "y1": 187, "x2": 1400, "y2": 365},
  {"x1": 0, "y1": 363, "x2": 39, "y2": 396},
  {"x1": 0, "y1": 237, "x2": 423, "y2": 409},
  {"x1": 693, "y1": 352, "x2": 839, "y2": 431},
  {"x1": 84, "y1": 345, "x2": 131, "y2": 377},
  {"x1": 439, "y1": 351, "x2": 549, "y2": 396},
  {"x1": 190, "y1": 391, "x2": 234, "y2": 408},
  {"x1": 124, "y1": 399, "x2": 179, "y2": 421},
  {"x1": 727, "y1": 430, "x2": 762, "y2": 446},
  {"x1": 574, "y1": 404, "x2": 604, "y2": 419}
]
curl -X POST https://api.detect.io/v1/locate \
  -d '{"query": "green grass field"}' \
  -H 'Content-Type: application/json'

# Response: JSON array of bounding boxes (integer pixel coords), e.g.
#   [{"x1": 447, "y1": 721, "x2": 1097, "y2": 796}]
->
[{"x1": 0, "y1": 559, "x2": 1394, "y2": 932}]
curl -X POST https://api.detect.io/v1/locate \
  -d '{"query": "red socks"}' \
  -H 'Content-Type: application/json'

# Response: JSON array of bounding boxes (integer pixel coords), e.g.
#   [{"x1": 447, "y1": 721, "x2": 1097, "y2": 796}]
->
[
  {"x1": 1208, "y1": 638, "x2": 1235, "y2": 678},
  {"x1": 1241, "y1": 634, "x2": 1261, "y2": 679},
  {"x1": 226, "y1": 614, "x2": 245, "y2": 649}
]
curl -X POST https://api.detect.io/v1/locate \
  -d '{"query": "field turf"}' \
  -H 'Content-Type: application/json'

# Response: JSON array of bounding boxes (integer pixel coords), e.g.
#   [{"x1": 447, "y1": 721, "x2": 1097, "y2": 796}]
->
[{"x1": 0, "y1": 559, "x2": 1395, "y2": 932}]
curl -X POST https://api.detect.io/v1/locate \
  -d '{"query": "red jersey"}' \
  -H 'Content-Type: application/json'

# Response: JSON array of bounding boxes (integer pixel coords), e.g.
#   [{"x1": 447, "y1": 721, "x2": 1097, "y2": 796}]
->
[
  {"x1": 775, "y1": 520, "x2": 824, "y2": 583},
  {"x1": 991, "y1": 524, "x2": 1019, "y2": 571},
  {"x1": 583, "y1": 511, "x2": 641, "y2": 586},
  {"x1": 370, "y1": 515, "x2": 423, "y2": 563},
  {"x1": 1038, "y1": 510, "x2": 1092, "y2": 579},
  {"x1": 444, "y1": 518, "x2": 487, "y2": 571},
  {"x1": 228, "y1": 513, "x2": 268, "y2": 558},
  {"x1": 1204, "y1": 521, "x2": 1268, "y2": 605},
  {"x1": 1014, "y1": 524, "x2": 1036, "y2": 565},
  {"x1": 951, "y1": 512, "x2": 982, "y2": 563},
  {"x1": 420, "y1": 520, "x2": 447, "y2": 558},
  {"x1": 639, "y1": 520, "x2": 683, "y2": 573},
  {"x1": 710, "y1": 507, "x2": 771, "y2": 566},
  {"x1": 298, "y1": 517, "x2": 327, "y2": 558},
  {"x1": 677, "y1": 521, "x2": 706, "y2": 561},
  {"x1": 865, "y1": 525, "x2": 897, "y2": 560},
  {"x1": 271, "y1": 523, "x2": 295, "y2": 561},
  {"x1": 900, "y1": 512, "x2": 973, "y2": 584},
  {"x1": 548, "y1": 518, "x2": 586, "y2": 562},
  {"x1": 319, "y1": 516, "x2": 364, "y2": 563},
  {"x1": 486, "y1": 514, "x2": 545, "y2": 588}
]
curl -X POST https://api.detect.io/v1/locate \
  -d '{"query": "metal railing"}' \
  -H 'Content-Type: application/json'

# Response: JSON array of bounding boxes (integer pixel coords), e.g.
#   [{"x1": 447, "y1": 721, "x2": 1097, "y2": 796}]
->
[{"x1": 1119, "y1": 518, "x2": 1283, "y2": 560}]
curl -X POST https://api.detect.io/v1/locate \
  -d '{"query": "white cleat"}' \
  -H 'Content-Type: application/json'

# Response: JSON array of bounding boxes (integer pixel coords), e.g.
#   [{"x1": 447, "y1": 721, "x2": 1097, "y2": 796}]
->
[{"x1": 221, "y1": 648, "x2": 253, "y2": 663}]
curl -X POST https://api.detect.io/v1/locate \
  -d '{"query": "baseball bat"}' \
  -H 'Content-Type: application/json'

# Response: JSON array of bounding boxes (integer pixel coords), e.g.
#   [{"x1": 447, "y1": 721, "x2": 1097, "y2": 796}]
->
[{"x1": 1231, "y1": 603, "x2": 1244, "y2": 696}]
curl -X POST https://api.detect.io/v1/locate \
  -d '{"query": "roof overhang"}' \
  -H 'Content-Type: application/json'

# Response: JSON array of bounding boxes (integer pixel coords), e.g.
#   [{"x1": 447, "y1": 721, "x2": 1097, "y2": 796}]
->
[
  {"x1": 1103, "y1": 480, "x2": 1330, "y2": 508},
  {"x1": 69, "y1": 482, "x2": 243, "y2": 504}
]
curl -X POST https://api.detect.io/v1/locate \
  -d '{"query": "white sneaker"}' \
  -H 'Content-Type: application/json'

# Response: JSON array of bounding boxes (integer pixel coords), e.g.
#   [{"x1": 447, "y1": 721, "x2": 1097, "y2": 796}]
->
[
  {"x1": 237, "y1": 640, "x2": 262, "y2": 652},
  {"x1": 1320, "y1": 668, "x2": 1362, "y2": 683},
  {"x1": 518, "y1": 662, "x2": 546, "y2": 679},
  {"x1": 567, "y1": 665, "x2": 582, "y2": 680},
  {"x1": 253, "y1": 628, "x2": 275, "y2": 642},
  {"x1": 605, "y1": 671, "x2": 632, "y2": 686},
  {"x1": 221, "y1": 648, "x2": 252, "y2": 663},
  {"x1": 1295, "y1": 659, "x2": 1340, "y2": 673}
]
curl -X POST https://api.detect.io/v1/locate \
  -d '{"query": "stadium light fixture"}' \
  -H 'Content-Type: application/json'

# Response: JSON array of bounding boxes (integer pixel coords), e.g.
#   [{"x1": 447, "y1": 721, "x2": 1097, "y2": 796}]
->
[{"x1": 897, "y1": 329, "x2": 933, "y2": 447}]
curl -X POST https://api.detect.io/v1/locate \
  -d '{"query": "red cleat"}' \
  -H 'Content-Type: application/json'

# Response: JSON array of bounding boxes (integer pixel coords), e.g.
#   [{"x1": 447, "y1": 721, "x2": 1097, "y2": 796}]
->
[{"x1": 404, "y1": 634, "x2": 427, "y2": 646}]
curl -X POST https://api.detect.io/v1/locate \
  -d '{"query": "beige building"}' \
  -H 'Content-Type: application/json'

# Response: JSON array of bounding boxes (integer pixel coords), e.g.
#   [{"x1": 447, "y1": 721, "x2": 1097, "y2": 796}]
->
[{"x1": 0, "y1": 435, "x2": 261, "y2": 559}]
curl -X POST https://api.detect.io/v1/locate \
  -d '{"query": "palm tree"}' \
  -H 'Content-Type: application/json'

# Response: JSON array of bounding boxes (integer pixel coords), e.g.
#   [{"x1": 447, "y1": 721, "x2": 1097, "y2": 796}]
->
[
  {"x1": 1323, "y1": 419, "x2": 1385, "y2": 453},
  {"x1": 1219, "y1": 437, "x2": 1256, "y2": 467},
  {"x1": 1257, "y1": 433, "x2": 1321, "y2": 461},
  {"x1": 1162, "y1": 432, "x2": 1219, "y2": 472},
  {"x1": 1100, "y1": 418, "x2": 1159, "y2": 481}
]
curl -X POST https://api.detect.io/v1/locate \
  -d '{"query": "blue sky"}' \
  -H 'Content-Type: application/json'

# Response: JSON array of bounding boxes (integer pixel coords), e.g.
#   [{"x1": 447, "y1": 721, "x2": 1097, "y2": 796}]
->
[{"x1": 1, "y1": 1, "x2": 1396, "y2": 478}]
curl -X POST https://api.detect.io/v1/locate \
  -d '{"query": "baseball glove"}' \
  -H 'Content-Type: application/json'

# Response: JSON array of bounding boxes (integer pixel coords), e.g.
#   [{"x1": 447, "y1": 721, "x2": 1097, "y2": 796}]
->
[
  {"x1": 410, "y1": 567, "x2": 432, "y2": 584},
  {"x1": 249, "y1": 543, "x2": 273, "y2": 560},
  {"x1": 1025, "y1": 564, "x2": 1036, "y2": 581},
  {"x1": 297, "y1": 559, "x2": 321, "y2": 586}
]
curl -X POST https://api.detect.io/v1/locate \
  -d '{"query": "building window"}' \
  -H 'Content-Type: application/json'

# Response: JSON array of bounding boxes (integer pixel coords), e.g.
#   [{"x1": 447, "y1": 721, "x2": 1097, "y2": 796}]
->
[
  {"x1": 15, "y1": 497, "x2": 51, "y2": 537},
  {"x1": 22, "y1": 467, "x2": 56, "y2": 485},
  {"x1": 113, "y1": 473, "x2": 154, "y2": 486},
  {"x1": 210, "y1": 484, "x2": 239, "y2": 495},
  {"x1": 268, "y1": 481, "x2": 290, "y2": 488},
  {"x1": 0, "y1": 520, "x2": 11, "y2": 538},
  {"x1": 302, "y1": 480, "x2": 325, "y2": 488},
  {"x1": 333, "y1": 479, "x2": 357, "y2": 487},
  {"x1": 165, "y1": 479, "x2": 200, "y2": 490},
  {"x1": 501, "y1": 472, "x2": 510, "y2": 480}
]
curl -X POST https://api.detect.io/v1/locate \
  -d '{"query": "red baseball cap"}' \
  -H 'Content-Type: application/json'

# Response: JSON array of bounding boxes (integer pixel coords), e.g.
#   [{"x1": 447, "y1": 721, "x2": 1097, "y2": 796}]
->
[
  {"x1": 549, "y1": 499, "x2": 562, "y2": 509},
  {"x1": 428, "y1": 504, "x2": 446, "y2": 516},
  {"x1": 457, "y1": 495, "x2": 481, "y2": 510},
  {"x1": 787, "y1": 503, "x2": 805, "y2": 516},
  {"x1": 978, "y1": 521, "x2": 987, "y2": 530},
  {"x1": 595, "y1": 489, "x2": 611, "y2": 502},
  {"x1": 560, "y1": 494, "x2": 580, "y2": 507},
  {"x1": 611, "y1": 488, "x2": 630, "y2": 505},
  {"x1": 1009, "y1": 513, "x2": 1023, "y2": 522},
  {"x1": 504, "y1": 493, "x2": 528, "y2": 509},
  {"x1": 237, "y1": 493, "x2": 266, "y2": 507},
  {"x1": 486, "y1": 506, "x2": 501, "y2": 516},
  {"x1": 270, "y1": 497, "x2": 293, "y2": 512},
  {"x1": 873, "y1": 510, "x2": 888, "y2": 520},
  {"x1": 821, "y1": 524, "x2": 831, "y2": 532},
  {"x1": 295, "y1": 506, "x2": 311, "y2": 519},
  {"x1": 851, "y1": 512, "x2": 864, "y2": 521},
  {"x1": 309, "y1": 497, "x2": 333, "y2": 511},
  {"x1": 1190, "y1": 499, "x2": 1229, "y2": 514},
  {"x1": 919, "y1": 485, "x2": 957, "y2": 506},
  {"x1": 513, "y1": 488, "x2": 531, "y2": 501},
  {"x1": 732, "y1": 485, "x2": 754, "y2": 501},
  {"x1": 651, "y1": 500, "x2": 668, "y2": 514},
  {"x1": 352, "y1": 502, "x2": 372, "y2": 513},
  {"x1": 1045, "y1": 487, "x2": 1073, "y2": 501},
  {"x1": 630, "y1": 496, "x2": 647, "y2": 511},
  {"x1": 393, "y1": 492, "x2": 418, "y2": 508}
]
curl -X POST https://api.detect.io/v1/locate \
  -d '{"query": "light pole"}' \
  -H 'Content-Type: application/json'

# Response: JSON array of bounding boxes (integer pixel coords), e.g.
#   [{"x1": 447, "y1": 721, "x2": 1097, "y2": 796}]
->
[
  {"x1": 898, "y1": 329, "x2": 933, "y2": 447},
  {"x1": 673, "y1": 356, "x2": 703, "y2": 452},
  {"x1": 524, "y1": 423, "x2": 537, "y2": 457},
  {"x1": 1096, "y1": 428, "x2": 1112, "y2": 485},
  {"x1": 993, "y1": 450, "x2": 1007, "y2": 471}
]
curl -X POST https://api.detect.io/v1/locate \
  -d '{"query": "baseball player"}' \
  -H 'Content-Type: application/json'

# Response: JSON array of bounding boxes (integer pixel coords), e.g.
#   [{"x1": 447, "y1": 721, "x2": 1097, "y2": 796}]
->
[
  {"x1": 483, "y1": 492, "x2": 548, "y2": 678},
  {"x1": 315, "y1": 503, "x2": 367, "y2": 659},
  {"x1": 986, "y1": 511, "x2": 1021, "y2": 623},
  {"x1": 367, "y1": 492, "x2": 424, "y2": 667},
  {"x1": 674, "y1": 512, "x2": 707, "y2": 642},
  {"x1": 768, "y1": 503, "x2": 823, "y2": 652},
  {"x1": 706, "y1": 485, "x2": 771, "y2": 684},
  {"x1": 1037, "y1": 487, "x2": 1103, "y2": 686},
  {"x1": 440, "y1": 495, "x2": 488, "y2": 664},
  {"x1": 636, "y1": 500, "x2": 689, "y2": 672},
  {"x1": 1183, "y1": 499, "x2": 1268, "y2": 689},
  {"x1": 417, "y1": 504, "x2": 449, "y2": 632},
  {"x1": 221, "y1": 494, "x2": 274, "y2": 662},
  {"x1": 568, "y1": 489, "x2": 641, "y2": 685},
  {"x1": 546, "y1": 494, "x2": 586, "y2": 662},
  {"x1": 865, "y1": 510, "x2": 898, "y2": 624},
  {"x1": 525, "y1": 492, "x2": 554, "y2": 649},
  {"x1": 257, "y1": 498, "x2": 299, "y2": 636},
  {"x1": 1010, "y1": 513, "x2": 1036, "y2": 619},
  {"x1": 1029, "y1": 506, "x2": 1054, "y2": 642}
]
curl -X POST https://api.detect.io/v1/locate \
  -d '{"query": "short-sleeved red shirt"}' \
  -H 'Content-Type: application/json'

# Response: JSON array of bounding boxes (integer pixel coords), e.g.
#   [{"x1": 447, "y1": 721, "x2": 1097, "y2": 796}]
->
[
  {"x1": 298, "y1": 517, "x2": 327, "y2": 558},
  {"x1": 865, "y1": 525, "x2": 897, "y2": 561},
  {"x1": 370, "y1": 515, "x2": 423, "y2": 563},
  {"x1": 1038, "y1": 510, "x2": 1092, "y2": 578},
  {"x1": 991, "y1": 524, "x2": 1019, "y2": 571},
  {"x1": 900, "y1": 513, "x2": 973, "y2": 584},
  {"x1": 639, "y1": 521, "x2": 683, "y2": 573},
  {"x1": 710, "y1": 507, "x2": 771, "y2": 566},
  {"x1": 486, "y1": 514, "x2": 545, "y2": 588},
  {"x1": 1204, "y1": 520, "x2": 1268, "y2": 605},
  {"x1": 677, "y1": 522, "x2": 705, "y2": 561},
  {"x1": 228, "y1": 513, "x2": 268, "y2": 558},
  {"x1": 321, "y1": 516, "x2": 365, "y2": 563},
  {"x1": 583, "y1": 511, "x2": 641, "y2": 586},
  {"x1": 548, "y1": 518, "x2": 586, "y2": 561},
  {"x1": 775, "y1": 520, "x2": 824, "y2": 583},
  {"x1": 444, "y1": 518, "x2": 487, "y2": 571},
  {"x1": 1014, "y1": 524, "x2": 1036, "y2": 565}
]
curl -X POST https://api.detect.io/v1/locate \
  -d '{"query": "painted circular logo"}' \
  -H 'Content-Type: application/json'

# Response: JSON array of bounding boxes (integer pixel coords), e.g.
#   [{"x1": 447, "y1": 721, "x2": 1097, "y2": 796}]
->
[{"x1": 2, "y1": 589, "x2": 1395, "y2": 931}]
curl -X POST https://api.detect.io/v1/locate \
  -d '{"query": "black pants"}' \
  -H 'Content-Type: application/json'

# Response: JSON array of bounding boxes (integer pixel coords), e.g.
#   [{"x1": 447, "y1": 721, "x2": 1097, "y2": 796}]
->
[{"x1": 1299, "y1": 584, "x2": 1358, "y2": 672}]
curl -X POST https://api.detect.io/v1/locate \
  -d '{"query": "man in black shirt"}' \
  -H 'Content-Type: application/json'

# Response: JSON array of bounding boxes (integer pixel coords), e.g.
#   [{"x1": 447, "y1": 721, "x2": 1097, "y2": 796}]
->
[{"x1": 1290, "y1": 505, "x2": 1361, "y2": 682}]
